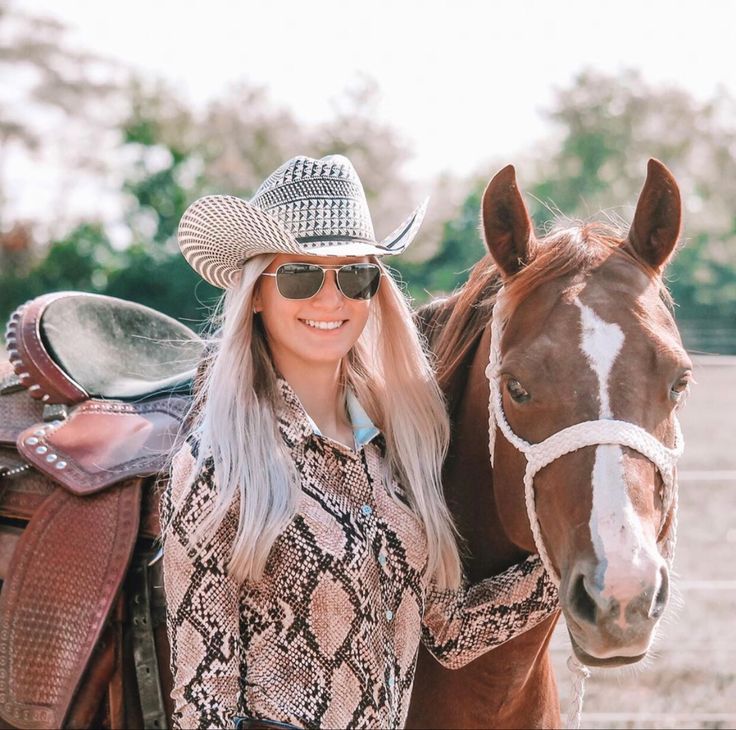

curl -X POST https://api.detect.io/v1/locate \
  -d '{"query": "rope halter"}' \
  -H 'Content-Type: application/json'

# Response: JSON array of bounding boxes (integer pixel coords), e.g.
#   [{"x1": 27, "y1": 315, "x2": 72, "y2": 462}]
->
[{"x1": 485, "y1": 286, "x2": 683, "y2": 585}]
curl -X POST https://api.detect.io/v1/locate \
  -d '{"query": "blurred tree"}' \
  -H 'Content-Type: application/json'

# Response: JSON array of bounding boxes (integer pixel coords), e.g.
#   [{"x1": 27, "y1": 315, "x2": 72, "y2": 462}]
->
[
  {"x1": 0, "y1": 222, "x2": 117, "y2": 320},
  {"x1": 0, "y1": 0, "x2": 123, "y2": 230},
  {"x1": 527, "y1": 69, "x2": 736, "y2": 353},
  {"x1": 198, "y1": 83, "x2": 308, "y2": 199},
  {"x1": 103, "y1": 79, "x2": 221, "y2": 326}
]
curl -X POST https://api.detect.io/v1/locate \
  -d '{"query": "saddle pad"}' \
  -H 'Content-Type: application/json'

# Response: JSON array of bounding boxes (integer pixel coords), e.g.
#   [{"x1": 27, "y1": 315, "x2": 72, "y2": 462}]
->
[
  {"x1": 0, "y1": 479, "x2": 142, "y2": 729},
  {"x1": 17, "y1": 396, "x2": 190, "y2": 495}
]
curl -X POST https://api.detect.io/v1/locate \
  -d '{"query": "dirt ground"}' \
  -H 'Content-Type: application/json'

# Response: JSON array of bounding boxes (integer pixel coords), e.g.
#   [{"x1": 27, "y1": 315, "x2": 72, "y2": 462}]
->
[{"x1": 551, "y1": 356, "x2": 736, "y2": 729}]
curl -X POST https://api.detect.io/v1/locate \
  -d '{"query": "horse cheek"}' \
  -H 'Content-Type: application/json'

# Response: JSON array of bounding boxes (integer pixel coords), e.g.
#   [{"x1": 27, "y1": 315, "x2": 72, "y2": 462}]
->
[{"x1": 492, "y1": 435, "x2": 536, "y2": 552}]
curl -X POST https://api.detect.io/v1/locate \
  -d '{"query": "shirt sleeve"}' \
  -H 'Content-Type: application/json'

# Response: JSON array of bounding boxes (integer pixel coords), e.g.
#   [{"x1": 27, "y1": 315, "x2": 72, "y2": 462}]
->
[
  {"x1": 421, "y1": 554, "x2": 559, "y2": 670},
  {"x1": 160, "y1": 440, "x2": 244, "y2": 729}
]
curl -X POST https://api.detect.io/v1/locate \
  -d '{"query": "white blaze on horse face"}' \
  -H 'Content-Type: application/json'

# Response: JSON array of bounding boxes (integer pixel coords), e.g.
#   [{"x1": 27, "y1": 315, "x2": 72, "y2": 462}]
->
[
  {"x1": 575, "y1": 299, "x2": 622, "y2": 419},
  {"x1": 574, "y1": 298, "x2": 656, "y2": 606}
]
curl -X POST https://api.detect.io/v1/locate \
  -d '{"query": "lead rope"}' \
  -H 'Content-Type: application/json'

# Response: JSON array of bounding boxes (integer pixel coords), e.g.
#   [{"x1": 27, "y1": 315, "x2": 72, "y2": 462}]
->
[
  {"x1": 566, "y1": 655, "x2": 591, "y2": 730},
  {"x1": 485, "y1": 287, "x2": 683, "y2": 730}
]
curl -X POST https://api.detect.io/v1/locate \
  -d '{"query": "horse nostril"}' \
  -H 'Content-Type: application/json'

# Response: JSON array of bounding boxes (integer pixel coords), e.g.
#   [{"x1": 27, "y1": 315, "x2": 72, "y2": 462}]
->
[
  {"x1": 570, "y1": 573, "x2": 597, "y2": 625},
  {"x1": 650, "y1": 566, "x2": 669, "y2": 619}
]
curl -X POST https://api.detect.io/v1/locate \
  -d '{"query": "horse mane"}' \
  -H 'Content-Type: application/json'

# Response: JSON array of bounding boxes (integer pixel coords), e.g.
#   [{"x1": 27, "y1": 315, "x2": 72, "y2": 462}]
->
[
  {"x1": 418, "y1": 255, "x2": 501, "y2": 393},
  {"x1": 425, "y1": 221, "x2": 669, "y2": 393}
]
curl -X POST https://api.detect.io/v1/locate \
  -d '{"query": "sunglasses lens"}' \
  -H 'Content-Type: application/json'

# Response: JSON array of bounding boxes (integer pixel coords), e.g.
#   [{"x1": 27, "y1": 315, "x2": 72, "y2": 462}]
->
[
  {"x1": 276, "y1": 264, "x2": 325, "y2": 300},
  {"x1": 337, "y1": 264, "x2": 382, "y2": 300}
]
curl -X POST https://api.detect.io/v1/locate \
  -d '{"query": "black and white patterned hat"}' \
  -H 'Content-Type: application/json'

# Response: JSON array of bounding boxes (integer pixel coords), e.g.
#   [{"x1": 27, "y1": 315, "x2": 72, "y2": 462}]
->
[{"x1": 178, "y1": 154, "x2": 428, "y2": 289}]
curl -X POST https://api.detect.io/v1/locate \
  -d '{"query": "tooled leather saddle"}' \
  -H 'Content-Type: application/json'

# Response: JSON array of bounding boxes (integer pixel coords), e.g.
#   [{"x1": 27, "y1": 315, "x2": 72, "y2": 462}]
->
[{"x1": 0, "y1": 291, "x2": 204, "y2": 729}]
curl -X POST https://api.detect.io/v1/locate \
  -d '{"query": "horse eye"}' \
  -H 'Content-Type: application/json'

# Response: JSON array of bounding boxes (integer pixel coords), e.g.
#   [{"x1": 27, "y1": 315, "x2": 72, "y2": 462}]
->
[
  {"x1": 506, "y1": 379, "x2": 530, "y2": 403},
  {"x1": 670, "y1": 373, "x2": 692, "y2": 402}
]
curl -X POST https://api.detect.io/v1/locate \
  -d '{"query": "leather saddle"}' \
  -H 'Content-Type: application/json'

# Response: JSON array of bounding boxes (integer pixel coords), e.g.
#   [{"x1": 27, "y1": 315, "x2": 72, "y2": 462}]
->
[{"x1": 0, "y1": 291, "x2": 204, "y2": 729}]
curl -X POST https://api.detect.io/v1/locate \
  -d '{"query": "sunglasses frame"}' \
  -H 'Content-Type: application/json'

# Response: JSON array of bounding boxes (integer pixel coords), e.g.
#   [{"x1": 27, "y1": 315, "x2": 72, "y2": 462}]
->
[{"x1": 261, "y1": 262, "x2": 383, "y2": 301}]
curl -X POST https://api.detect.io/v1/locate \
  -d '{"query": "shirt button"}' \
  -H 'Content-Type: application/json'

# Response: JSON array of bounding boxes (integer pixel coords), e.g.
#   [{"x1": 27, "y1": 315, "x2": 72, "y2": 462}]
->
[
  {"x1": 387, "y1": 675, "x2": 395, "y2": 688},
  {"x1": 385, "y1": 609, "x2": 394, "y2": 621},
  {"x1": 361, "y1": 504, "x2": 373, "y2": 516},
  {"x1": 378, "y1": 553, "x2": 387, "y2": 566}
]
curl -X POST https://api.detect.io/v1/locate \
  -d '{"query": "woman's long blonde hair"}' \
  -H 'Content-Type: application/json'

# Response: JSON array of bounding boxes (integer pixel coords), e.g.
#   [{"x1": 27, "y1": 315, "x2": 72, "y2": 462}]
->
[{"x1": 168, "y1": 254, "x2": 462, "y2": 590}]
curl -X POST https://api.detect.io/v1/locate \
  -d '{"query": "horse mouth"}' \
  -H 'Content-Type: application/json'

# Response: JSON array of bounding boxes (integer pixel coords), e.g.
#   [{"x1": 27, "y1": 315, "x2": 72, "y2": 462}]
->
[{"x1": 568, "y1": 633, "x2": 647, "y2": 668}]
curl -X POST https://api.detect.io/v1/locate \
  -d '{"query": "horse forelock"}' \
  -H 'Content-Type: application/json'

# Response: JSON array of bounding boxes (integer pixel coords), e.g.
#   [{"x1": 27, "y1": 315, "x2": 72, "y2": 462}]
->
[{"x1": 503, "y1": 221, "x2": 671, "y2": 318}]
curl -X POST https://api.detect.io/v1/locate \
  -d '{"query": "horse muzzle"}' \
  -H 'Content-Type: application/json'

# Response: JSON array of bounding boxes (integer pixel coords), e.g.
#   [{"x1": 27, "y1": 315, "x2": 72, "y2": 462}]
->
[{"x1": 560, "y1": 554, "x2": 669, "y2": 666}]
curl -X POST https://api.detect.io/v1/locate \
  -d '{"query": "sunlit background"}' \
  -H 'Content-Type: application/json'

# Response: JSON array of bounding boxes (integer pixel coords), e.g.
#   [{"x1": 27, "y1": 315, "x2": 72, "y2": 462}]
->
[{"x1": 2, "y1": 1, "x2": 735, "y2": 727}]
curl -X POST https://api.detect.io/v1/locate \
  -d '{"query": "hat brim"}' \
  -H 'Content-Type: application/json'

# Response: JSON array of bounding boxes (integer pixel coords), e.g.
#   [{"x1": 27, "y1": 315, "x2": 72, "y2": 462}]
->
[{"x1": 178, "y1": 194, "x2": 428, "y2": 289}]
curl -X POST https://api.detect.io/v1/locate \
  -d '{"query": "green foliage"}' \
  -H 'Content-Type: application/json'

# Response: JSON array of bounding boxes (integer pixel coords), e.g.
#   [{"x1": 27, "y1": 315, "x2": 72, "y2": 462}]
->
[
  {"x1": 0, "y1": 74, "x2": 421, "y2": 337},
  {"x1": 0, "y1": 223, "x2": 115, "y2": 323},
  {"x1": 103, "y1": 248, "x2": 220, "y2": 327},
  {"x1": 394, "y1": 186, "x2": 487, "y2": 303}
]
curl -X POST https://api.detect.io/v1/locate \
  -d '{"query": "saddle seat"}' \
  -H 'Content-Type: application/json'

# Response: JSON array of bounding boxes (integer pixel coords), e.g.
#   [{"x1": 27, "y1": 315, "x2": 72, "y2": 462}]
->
[{"x1": 5, "y1": 291, "x2": 204, "y2": 404}]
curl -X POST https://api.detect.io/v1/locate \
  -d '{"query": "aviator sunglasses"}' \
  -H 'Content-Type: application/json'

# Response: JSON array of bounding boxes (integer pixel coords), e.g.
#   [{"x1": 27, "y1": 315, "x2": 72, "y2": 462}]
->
[{"x1": 261, "y1": 262, "x2": 382, "y2": 301}]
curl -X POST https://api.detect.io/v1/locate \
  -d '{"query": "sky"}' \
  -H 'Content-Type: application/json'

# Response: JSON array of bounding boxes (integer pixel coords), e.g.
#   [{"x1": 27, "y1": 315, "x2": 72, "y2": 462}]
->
[{"x1": 10, "y1": 0, "x2": 736, "y2": 229}]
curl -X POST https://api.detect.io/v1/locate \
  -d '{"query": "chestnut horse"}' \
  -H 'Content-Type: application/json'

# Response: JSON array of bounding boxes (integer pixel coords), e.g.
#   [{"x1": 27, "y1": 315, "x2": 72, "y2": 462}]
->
[{"x1": 406, "y1": 159, "x2": 690, "y2": 729}]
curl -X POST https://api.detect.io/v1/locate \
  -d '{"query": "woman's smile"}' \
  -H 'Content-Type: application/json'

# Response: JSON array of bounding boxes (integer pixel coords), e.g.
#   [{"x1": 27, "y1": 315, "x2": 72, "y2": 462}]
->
[{"x1": 300, "y1": 318, "x2": 348, "y2": 331}]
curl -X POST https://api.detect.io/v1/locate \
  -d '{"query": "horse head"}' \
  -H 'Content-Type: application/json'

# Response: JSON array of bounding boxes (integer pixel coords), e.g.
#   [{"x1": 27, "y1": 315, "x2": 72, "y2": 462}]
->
[{"x1": 481, "y1": 159, "x2": 691, "y2": 667}]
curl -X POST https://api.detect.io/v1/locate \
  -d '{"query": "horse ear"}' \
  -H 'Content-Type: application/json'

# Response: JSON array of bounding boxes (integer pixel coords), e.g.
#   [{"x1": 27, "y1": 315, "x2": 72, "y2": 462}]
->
[
  {"x1": 628, "y1": 159, "x2": 682, "y2": 270},
  {"x1": 481, "y1": 165, "x2": 536, "y2": 278}
]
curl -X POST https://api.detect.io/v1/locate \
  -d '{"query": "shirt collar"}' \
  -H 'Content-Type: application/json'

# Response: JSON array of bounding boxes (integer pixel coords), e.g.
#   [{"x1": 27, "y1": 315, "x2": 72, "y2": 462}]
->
[{"x1": 276, "y1": 377, "x2": 380, "y2": 449}]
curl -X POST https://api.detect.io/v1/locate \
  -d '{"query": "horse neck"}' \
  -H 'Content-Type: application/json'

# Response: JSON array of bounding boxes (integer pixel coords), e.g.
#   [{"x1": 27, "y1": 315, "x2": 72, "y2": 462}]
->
[{"x1": 441, "y1": 319, "x2": 530, "y2": 579}]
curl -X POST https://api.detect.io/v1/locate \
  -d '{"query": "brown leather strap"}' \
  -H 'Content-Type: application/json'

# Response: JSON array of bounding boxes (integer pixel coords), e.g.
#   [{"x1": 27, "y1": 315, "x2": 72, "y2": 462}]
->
[
  {"x1": 16, "y1": 396, "x2": 189, "y2": 495},
  {"x1": 106, "y1": 596, "x2": 127, "y2": 730},
  {"x1": 6, "y1": 292, "x2": 90, "y2": 405},
  {"x1": 0, "y1": 479, "x2": 142, "y2": 729},
  {"x1": 129, "y1": 555, "x2": 168, "y2": 730}
]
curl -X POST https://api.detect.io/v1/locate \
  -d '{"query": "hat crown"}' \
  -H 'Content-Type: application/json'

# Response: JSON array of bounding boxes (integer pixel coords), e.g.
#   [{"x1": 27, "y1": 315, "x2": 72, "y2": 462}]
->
[{"x1": 249, "y1": 155, "x2": 376, "y2": 245}]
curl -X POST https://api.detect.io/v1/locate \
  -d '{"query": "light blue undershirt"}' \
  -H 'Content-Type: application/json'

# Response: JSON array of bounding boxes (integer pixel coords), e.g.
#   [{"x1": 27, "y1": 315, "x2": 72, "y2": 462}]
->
[{"x1": 302, "y1": 390, "x2": 380, "y2": 450}]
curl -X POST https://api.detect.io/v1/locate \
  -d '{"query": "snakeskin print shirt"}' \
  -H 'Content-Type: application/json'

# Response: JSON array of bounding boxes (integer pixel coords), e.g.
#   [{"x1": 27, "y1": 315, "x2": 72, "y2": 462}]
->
[{"x1": 161, "y1": 379, "x2": 558, "y2": 729}]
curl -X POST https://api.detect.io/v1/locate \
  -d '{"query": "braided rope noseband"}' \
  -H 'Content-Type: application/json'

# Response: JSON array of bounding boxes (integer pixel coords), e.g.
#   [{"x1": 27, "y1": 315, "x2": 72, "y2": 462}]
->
[{"x1": 484, "y1": 286, "x2": 684, "y2": 729}]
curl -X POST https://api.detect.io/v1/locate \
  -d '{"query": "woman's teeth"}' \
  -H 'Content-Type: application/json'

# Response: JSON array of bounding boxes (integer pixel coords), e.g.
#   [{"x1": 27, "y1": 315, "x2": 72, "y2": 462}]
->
[{"x1": 303, "y1": 319, "x2": 345, "y2": 331}]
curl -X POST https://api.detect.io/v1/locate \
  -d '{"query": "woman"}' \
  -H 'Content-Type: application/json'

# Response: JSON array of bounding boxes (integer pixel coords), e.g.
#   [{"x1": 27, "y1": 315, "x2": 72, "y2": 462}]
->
[{"x1": 161, "y1": 155, "x2": 558, "y2": 730}]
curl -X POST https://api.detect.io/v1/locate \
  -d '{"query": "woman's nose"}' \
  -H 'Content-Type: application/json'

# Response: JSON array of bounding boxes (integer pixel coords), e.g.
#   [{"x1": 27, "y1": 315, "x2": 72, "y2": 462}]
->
[{"x1": 313, "y1": 270, "x2": 344, "y2": 306}]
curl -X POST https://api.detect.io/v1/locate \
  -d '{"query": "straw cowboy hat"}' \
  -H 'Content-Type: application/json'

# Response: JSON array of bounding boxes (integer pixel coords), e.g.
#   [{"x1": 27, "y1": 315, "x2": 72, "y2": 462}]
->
[{"x1": 178, "y1": 154, "x2": 428, "y2": 289}]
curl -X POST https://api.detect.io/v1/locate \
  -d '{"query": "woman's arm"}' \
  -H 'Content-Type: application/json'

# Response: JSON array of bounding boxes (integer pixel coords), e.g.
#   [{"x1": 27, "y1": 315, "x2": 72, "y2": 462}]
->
[
  {"x1": 161, "y1": 440, "x2": 243, "y2": 729},
  {"x1": 421, "y1": 555, "x2": 559, "y2": 670}
]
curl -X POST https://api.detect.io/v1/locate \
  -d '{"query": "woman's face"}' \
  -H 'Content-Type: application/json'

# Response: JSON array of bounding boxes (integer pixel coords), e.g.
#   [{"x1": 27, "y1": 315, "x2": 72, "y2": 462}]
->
[{"x1": 253, "y1": 253, "x2": 374, "y2": 372}]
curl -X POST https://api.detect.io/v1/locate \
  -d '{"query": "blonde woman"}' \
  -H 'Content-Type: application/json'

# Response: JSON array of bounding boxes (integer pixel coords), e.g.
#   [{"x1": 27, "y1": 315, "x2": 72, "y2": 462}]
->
[{"x1": 161, "y1": 155, "x2": 558, "y2": 730}]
